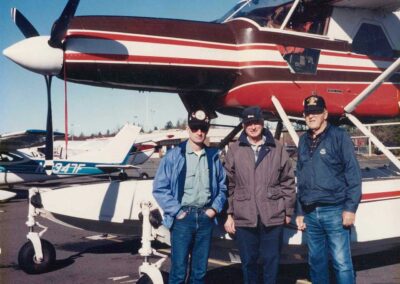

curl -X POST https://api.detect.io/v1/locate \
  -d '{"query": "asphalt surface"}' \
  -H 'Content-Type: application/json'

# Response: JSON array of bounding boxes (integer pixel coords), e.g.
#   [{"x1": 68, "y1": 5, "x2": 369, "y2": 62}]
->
[{"x1": 1, "y1": 160, "x2": 400, "y2": 284}]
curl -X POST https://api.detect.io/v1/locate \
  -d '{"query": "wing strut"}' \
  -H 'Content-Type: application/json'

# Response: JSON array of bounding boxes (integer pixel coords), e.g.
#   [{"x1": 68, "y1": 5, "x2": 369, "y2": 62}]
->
[
  {"x1": 271, "y1": 96, "x2": 299, "y2": 146},
  {"x1": 344, "y1": 57, "x2": 400, "y2": 113},
  {"x1": 343, "y1": 57, "x2": 400, "y2": 170}
]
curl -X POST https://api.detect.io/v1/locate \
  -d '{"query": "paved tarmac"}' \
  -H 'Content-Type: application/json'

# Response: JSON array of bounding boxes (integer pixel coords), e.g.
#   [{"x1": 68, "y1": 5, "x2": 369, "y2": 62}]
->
[{"x1": 1, "y1": 170, "x2": 400, "y2": 284}]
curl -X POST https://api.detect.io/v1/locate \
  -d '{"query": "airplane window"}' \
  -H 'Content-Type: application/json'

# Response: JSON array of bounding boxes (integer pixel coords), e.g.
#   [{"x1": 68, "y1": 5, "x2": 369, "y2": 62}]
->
[
  {"x1": 280, "y1": 47, "x2": 320, "y2": 74},
  {"x1": 218, "y1": 0, "x2": 293, "y2": 24},
  {"x1": 284, "y1": 3, "x2": 331, "y2": 35},
  {"x1": 352, "y1": 23, "x2": 394, "y2": 58}
]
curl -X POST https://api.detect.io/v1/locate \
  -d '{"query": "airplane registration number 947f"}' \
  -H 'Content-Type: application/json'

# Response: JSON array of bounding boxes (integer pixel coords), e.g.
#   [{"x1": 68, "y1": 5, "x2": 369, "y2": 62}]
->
[{"x1": 36, "y1": 162, "x2": 86, "y2": 174}]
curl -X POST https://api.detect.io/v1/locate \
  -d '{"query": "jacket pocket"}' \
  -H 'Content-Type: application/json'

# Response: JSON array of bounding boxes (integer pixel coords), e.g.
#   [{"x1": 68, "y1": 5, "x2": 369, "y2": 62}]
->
[
  {"x1": 233, "y1": 190, "x2": 250, "y2": 201},
  {"x1": 265, "y1": 187, "x2": 282, "y2": 200}
]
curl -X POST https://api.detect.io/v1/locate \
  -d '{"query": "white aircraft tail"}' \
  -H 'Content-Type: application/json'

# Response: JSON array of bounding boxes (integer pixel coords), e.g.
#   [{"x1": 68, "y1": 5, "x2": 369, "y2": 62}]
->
[{"x1": 70, "y1": 124, "x2": 141, "y2": 164}]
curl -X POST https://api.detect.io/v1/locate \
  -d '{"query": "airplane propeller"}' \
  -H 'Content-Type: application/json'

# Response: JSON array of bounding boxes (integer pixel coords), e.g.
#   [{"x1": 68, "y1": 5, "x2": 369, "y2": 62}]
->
[
  {"x1": 5, "y1": 0, "x2": 80, "y2": 175},
  {"x1": 48, "y1": 0, "x2": 80, "y2": 48},
  {"x1": 11, "y1": 8, "x2": 39, "y2": 38}
]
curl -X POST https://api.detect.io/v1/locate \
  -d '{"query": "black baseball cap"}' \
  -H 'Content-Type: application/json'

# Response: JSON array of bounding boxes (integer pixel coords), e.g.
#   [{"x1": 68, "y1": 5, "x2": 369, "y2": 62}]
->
[
  {"x1": 241, "y1": 106, "x2": 264, "y2": 124},
  {"x1": 188, "y1": 109, "x2": 210, "y2": 128},
  {"x1": 303, "y1": 95, "x2": 326, "y2": 115}
]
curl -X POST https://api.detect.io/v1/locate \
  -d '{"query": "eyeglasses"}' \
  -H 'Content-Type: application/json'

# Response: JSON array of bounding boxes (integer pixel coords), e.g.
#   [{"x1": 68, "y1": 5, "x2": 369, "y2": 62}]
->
[{"x1": 190, "y1": 126, "x2": 209, "y2": 133}]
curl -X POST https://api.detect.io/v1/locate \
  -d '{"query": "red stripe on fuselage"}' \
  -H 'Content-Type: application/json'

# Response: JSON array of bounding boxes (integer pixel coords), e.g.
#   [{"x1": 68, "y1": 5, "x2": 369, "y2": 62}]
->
[
  {"x1": 67, "y1": 31, "x2": 278, "y2": 51},
  {"x1": 320, "y1": 50, "x2": 395, "y2": 63},
  {"x1": 361, "y1": 190, "x2": 400, "y2": 202},
  {"x1": 318, "y1": 64, "x2": 384, "y2": 72},
  {"x1": 65, "y1": 53, "x2": 287, "y2": 68}
]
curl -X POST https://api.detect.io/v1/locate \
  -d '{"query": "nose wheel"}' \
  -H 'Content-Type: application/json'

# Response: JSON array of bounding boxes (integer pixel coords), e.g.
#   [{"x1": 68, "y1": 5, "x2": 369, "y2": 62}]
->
[{"x1": 18, "y1": 239, "x2": 56, "y2": 274}]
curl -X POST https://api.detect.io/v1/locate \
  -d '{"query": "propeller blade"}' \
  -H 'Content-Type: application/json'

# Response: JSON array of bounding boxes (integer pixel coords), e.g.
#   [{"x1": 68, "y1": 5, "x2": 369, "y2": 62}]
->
[
  {"x1": 11, "y1": 8, "x2": 40, "y2": 38},
  {"x1": 48, "y1": 0, "x2": 80, "y2": 48},
  {"x1": 44, "y1": 75, "x2": 54, "y2": 175}
]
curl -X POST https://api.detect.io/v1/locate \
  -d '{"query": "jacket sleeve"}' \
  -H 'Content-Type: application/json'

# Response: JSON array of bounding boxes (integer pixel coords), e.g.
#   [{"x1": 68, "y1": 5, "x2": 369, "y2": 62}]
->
[
  {"x1": 152, "y1": 154, "x2": 181, "y2": 217},
  {"x1": 279, "y1": 145, "x2": 296, "y2": 216},
  {"x1": 223, "y1": 145, "x2": 236, "y2": 215},
  {"x1": 211, "y1": 157, "x2": 227, "y2": 213},
  {"x1": 339, "y1": 131, "x2": 362, "y2": 213}
]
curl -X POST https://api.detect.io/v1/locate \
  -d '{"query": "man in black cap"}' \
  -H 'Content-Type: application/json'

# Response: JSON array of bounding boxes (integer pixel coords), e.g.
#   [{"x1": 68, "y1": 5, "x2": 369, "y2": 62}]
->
[
  {"x1": 296, "y1": 95, "x2": 362, "y2": 284},
  {"x1": 224, "y1": 106, "x2": 295, "y2": 284},
  {"x1": 153, "y1": 109, "x2": 227, "y2": 284}
]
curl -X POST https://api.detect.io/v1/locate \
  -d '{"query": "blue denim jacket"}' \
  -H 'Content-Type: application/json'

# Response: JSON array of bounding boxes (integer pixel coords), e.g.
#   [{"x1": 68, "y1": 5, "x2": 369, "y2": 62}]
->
[
  {"x1": 296, "y1": 124, "x2": 362, "y2": 215},
  {"x1": 152, "y1": 141, "x2": 227, "y2": 229}
]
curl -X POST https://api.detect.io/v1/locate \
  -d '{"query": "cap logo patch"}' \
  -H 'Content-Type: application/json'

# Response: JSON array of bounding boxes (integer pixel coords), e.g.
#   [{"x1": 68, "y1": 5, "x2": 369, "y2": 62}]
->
[
  {"x1": 320, "y1": 148, "x2": 326, "y2": 155},
  {"x1": 307, "y1": 97, "x2": 318, "y2": 106}
]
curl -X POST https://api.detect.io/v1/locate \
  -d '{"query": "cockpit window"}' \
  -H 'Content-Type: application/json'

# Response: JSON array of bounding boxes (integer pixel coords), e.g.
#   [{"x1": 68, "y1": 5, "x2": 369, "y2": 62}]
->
[
  {"x1": 0, "y1": 152, "x2": 24, "y2": 162},
  {"x1": 217, "y1": 0, "x2": 292, "y2": 24},
  {"x1": 218, "y1": 0, "x2": 331, "y2": 36}
]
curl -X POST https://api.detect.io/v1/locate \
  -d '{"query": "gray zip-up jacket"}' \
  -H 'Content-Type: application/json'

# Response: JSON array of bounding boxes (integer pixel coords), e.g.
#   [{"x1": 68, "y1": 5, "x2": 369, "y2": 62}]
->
[{"x1": 224, "y1": 128, "x2": 295, "y2": 227}]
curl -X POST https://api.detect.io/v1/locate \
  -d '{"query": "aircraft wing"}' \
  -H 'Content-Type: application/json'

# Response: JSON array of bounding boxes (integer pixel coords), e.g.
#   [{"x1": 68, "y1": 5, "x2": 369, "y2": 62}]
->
[
  {"x1": 321, "y1": 0, "x2": 400, "y2": 12},
  {"x1": 96, "y1": 164, "x2": 141, "y2": 173},
  {"x1": 0, "y1": 130, "x2": 64, "y2": 152}
]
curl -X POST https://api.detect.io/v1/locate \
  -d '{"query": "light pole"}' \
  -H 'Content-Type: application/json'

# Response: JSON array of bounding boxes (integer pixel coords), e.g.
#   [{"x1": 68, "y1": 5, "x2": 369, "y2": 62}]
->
[{"x1": 150, "y1": 109, "x2": 155, "y2": 130}]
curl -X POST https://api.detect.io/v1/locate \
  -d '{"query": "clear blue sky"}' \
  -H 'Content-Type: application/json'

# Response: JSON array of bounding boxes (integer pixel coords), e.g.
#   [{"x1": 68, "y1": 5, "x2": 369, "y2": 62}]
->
[{"x1": 0, "y1": 0, "x2": 239, "y2": 136}]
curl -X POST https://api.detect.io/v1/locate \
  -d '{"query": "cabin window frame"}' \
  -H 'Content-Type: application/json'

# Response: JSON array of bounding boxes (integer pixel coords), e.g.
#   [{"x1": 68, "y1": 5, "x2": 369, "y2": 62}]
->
[{"x1": 351, "y1": 21, "x2": 394, "y2": 58}]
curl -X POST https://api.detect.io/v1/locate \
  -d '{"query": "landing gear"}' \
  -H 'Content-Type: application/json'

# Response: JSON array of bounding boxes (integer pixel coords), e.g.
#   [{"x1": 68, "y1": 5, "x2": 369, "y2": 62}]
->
[
  {"x1": 18, "y1": 187, "x2": 56, "y2": 274},
  {"x1": 18, "y1": 239, "x2": 56, "y2": 274},
  {"x1": 137, "y1": 273, "x2": 154, "y2": 284},
  {"x1": 138, "y1": 201, "x2": 168, "y2": 284}
]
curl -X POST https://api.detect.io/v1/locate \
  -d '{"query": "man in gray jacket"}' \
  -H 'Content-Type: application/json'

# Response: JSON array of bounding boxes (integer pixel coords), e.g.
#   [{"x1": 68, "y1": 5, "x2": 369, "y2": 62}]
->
[{"x1": 224, "y1": 106, "x2": 296, "y2": 284}]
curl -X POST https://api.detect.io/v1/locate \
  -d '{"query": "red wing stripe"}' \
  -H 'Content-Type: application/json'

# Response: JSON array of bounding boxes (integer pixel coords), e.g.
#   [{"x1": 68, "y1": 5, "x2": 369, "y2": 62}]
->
[
  {"x1": 362, "y1": 190, "x2": 400, "y2": 201},
  {"x1": 65, "y1": 53, "x2": 287, "y2": 68},
  {"x1": 68, "y1": 31, "x2": 277, "y2": 51}
]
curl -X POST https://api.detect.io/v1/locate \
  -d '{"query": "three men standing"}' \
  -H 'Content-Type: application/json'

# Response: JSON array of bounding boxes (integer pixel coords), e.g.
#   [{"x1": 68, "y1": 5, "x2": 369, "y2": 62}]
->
[
  {"x1": 296, "y1": 95, "x2": 362, "y2": 284},
  {"x1": 224, "y1": 106, "x2": 296, "y2": 284},
  {"x1": 154, "y1": 99, "x2": 361, "y2": 284},
  {"x1": 153, "y1": 109, "x2": 227, "y2": 284}
]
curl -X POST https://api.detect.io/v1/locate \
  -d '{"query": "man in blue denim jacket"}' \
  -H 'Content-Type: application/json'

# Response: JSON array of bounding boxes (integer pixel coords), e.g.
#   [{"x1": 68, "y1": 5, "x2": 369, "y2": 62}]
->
[
  {"x1": 153, "y1": 109, "x2": 227, "y2": 284},
  {"x1": 296, "y1": 95, "x2": 362, "y2": 284}
]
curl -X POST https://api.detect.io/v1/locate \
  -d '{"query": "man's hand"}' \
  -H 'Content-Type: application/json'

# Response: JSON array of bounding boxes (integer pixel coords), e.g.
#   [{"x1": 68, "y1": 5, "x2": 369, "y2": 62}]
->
[
  {"x1": 285, "y1": 216, "x2": 291, "y2": 224},
  {"x1": 205, "y1": 208, "x2": 216, "y2": 219},
  {"x1": 176, "y1": 210, "x2": 187, "y2": 220},
  {"x1": 296, "y1": 216, "x2": 306, "y2": 231},
  {"x1": 224, "y1": 214, "x2": 236, "y2": 234},
  {"x1": 342, "y1": 211, "x2": 356, "y2": 227}
]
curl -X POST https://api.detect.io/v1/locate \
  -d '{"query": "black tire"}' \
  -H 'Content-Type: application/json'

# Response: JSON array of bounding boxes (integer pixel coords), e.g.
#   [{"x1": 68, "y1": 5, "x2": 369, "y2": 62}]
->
[
  {"x1": 137, "y1": 273, "x2": 154, "y2": 284},
  {"x1": 140, "y1": 173, "x2": 149, "y2": 180},
  {"x1": 119, "y1": 172, "x2": 128, "y2": 180},
  {"x1": 18, "y1": 239, "x2": 56, "y2": 274}
]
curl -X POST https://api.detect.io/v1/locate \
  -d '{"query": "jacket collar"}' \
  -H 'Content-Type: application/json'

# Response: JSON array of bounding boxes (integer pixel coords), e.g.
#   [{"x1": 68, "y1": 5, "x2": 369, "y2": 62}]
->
[
  {"x1": 178, "y1": 140, "x2": 218, "y2": 158},
  {"x1": 306, "y1": 123, "x2": 331, "y2": 141}
]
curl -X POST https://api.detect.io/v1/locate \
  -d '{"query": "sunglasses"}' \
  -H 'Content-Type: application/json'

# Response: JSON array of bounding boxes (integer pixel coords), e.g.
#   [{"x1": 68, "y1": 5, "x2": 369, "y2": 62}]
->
[{"x1": 189, "y1": 125, "x2": 209, "y2": 133}]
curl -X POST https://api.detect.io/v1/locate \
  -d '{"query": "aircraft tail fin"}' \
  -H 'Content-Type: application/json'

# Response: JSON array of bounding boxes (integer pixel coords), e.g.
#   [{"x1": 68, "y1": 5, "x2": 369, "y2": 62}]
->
[{"x1": 71, "y1": 124, "x2": 141, "y2": 164}]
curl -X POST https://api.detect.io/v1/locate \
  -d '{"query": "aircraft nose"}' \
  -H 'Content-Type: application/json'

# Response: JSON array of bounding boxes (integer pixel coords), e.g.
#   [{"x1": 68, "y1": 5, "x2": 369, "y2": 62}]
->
[{"x1": 3, "y1": 36, "x2": 63, "y2": 76}]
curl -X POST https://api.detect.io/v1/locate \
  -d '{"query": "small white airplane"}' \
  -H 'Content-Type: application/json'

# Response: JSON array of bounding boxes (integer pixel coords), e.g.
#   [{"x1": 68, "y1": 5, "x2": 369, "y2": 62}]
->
[
  {"x1": 21, "y1": 165, "x2": 400, "y2": 278},
  {"x1": 0, "y1": 124, "x2": 141, "y2": 187}
]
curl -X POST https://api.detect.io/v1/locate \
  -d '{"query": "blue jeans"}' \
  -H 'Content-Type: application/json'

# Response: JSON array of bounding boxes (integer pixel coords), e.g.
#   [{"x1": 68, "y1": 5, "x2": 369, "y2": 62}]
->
[
  {"x1": 304, "y1": 204, "x2": 355, "y2": 284},
  {"x1": 169, "y1": 207, "x2": 214, "y2": 284},
  {"x1": 235, "y1": 222, "x2": 283, "y2": 284}
]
